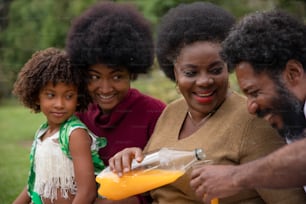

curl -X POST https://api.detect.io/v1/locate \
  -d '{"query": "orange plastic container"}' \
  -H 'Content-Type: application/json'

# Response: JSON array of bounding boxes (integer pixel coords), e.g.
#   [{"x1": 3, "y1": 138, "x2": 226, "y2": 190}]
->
[{"x1": 96, "y1": 168, "x2": 184, "y2": 200}]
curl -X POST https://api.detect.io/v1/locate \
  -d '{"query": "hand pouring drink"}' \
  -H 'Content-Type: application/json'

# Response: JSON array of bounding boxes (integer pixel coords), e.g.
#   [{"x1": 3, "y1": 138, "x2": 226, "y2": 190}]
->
[{"x1": 96, "y1": 148, "x2": 204, "y2": 200}]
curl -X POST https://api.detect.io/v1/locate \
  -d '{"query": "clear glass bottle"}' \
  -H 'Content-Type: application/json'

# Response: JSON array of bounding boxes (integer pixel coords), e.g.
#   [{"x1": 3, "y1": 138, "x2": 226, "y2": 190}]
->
[
  {"x1": 96, "y1": 148, "x2": 205, "y2": 200},
  {"x1": 131, "y1": 148, "x2": 205, "y2": 171}
]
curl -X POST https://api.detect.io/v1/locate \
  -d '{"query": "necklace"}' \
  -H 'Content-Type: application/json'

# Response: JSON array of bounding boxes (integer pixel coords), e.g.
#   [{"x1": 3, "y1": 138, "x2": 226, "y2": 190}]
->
[{"x1": 187, "y1": 111, "x2": 212, "y2": 127}]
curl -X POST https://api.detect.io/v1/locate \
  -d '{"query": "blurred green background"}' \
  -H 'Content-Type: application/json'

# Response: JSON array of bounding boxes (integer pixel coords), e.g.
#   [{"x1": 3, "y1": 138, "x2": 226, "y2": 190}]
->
[
  {"x1": 1, "y1": 0, "x2": 306, "y2": 203},
  {"x1": 1, "y1": 0, "x2": 306, "y2": 101}
]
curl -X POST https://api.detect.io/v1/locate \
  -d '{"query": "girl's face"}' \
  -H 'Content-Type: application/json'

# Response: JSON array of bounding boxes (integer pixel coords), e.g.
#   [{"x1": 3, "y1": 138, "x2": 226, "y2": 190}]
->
[
  {"x1": 38, "y1": 82, "x2": 78, "y2": 128},
  {"x1": 88, "y1": 64, "x2": 131, "y2": 113},
  {"x1": 174, "y1": 41, "x2": 229, "y2": 117}
]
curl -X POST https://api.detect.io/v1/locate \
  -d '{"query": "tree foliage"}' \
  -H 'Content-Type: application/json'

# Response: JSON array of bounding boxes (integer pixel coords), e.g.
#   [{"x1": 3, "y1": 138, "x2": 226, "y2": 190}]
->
[
  {"x1": 0, "y1": 0, "x2": 305, "y2": 99},
  {"x1": 0, "y1": 0, "x2": 100, "y2": 97}
]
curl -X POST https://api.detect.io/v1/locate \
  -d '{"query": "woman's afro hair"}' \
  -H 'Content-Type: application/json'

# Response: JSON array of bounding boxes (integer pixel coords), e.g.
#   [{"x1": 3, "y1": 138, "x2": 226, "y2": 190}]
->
[
  {"x1": 156, "y1": 2, "x2": 235, "y2": 81},
  {"x1": 66, "y1": 1, "x2": 154, "y2": 77}
]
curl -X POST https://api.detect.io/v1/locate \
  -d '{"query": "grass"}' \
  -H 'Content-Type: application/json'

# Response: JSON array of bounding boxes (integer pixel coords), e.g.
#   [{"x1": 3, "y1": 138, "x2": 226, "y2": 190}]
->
[
  {"x1": 0, "y1": 103, "x2": 44, "y2": 204},
  {"x1": 132, "y1": 68, "x2": 181, "y2": 103},
  {"x1": 0, "y1": 69, "x2": 239, "y2": 203}
]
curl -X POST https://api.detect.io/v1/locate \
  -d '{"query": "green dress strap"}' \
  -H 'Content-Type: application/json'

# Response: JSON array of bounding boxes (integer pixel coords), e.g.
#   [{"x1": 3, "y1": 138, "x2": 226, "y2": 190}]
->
[
  {"x1": 58, "y1": 115, "x2": 107, "y2": 174},
  {"x1": 27, "y1": 115, "x2": 107, "y2": 203}
]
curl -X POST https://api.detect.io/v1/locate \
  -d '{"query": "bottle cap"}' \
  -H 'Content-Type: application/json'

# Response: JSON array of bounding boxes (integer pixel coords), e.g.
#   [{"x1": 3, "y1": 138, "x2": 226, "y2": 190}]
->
[{"x1": 195, "y1": 148, "x2": 205, "y2": 160}]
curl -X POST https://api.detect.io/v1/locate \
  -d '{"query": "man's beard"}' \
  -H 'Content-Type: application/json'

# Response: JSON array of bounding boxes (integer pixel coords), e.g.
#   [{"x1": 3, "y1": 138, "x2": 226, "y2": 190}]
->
[{"x1": 257, "y1": 80, "x2": 306, "y2": 140}]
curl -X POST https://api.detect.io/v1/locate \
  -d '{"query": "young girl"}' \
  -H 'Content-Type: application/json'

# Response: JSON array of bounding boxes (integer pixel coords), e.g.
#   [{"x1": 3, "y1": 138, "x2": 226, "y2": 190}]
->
[{"x1": 12, "y1": 47, "x2": 106, "y2": 204}]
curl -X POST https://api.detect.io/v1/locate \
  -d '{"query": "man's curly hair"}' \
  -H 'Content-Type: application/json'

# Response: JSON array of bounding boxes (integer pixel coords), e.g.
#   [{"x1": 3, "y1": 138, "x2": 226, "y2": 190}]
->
[
  {"x1": 65, "y1": 1, "x2": 154, "y2": 79},
  {"x1": 13, "y1": 47, "x2": 91, "y2": 113},
  {"x1": 221, "y1": 10, "x2": 306, "y2": 77},
  {"x1": 156, "y1": 2, "x2": 235, "y2": 81}
]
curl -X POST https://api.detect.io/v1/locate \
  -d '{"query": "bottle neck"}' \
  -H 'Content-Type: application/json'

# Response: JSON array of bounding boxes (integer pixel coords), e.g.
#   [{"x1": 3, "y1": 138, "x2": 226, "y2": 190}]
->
[
  {"x1": 130, "y1": 148, "x2": 206, "y2": 171},
  {"x1": 195, "y1": 148, "x2": 205, "y2": 161}
]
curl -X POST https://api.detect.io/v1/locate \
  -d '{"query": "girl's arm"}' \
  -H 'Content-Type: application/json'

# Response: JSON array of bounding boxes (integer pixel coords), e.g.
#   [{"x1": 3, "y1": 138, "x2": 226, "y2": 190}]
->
[
  {"x1": 70, "y1": 128, "x2": 97, "y2": 204},
  {"x1": 13, "y1": 186, "x2": 31, "y2": 204}
]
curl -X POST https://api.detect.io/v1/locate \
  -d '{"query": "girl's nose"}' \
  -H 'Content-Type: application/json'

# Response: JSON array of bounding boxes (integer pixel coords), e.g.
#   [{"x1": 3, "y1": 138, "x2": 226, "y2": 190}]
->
[{"x1": 54, "y1": 97, "x2": 64, "y2": 108}]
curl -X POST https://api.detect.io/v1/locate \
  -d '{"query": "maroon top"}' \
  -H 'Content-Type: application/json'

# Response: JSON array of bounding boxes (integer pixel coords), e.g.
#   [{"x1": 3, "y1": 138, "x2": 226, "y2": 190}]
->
[{"x1": 76, "y1": 88, "x2": 166, "y2": 165}]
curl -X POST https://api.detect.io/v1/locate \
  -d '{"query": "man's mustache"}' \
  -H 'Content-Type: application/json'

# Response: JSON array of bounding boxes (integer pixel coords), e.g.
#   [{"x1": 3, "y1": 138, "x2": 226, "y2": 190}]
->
[{"x1": 256, "y1": 108, "x2": 290, "y2": 118}]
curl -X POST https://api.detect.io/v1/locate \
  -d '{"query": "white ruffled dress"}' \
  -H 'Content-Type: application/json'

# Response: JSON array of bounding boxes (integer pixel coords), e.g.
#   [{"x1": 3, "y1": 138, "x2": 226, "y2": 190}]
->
[{"x1": 34, "y1": 130, "x2": 76, "y2": 202}]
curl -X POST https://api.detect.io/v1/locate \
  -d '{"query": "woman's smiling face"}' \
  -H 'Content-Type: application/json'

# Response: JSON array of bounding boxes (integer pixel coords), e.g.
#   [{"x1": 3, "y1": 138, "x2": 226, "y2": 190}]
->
[
  {"x1": 87, "y1": 64, "x2": 131, "y2": 113},
  {"x1": 174, "y1": 41, "x2": 229, "y2": 116}
]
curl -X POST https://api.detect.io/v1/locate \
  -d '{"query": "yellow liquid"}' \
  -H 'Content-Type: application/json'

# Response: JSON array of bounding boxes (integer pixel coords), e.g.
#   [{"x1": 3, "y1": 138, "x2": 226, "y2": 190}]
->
[
  {"x1": 211, "y1": 198, "x2": 219, "y2": 204},
  {"x1": 96, "y1": 169, "x2": 184, "y2": 200}
]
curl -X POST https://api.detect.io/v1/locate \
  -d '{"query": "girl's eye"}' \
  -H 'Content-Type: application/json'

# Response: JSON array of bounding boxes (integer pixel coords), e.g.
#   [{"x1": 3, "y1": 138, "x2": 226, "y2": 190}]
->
[
  {"x1": 65, "y1": 94, "x2": 73, "y2": 99},
  {"x1": 113, "y1": 75, "x2": 122, "y2": 80},
  {"x1": 46, "y1": 93, "x2": 54, "y2": 98}
]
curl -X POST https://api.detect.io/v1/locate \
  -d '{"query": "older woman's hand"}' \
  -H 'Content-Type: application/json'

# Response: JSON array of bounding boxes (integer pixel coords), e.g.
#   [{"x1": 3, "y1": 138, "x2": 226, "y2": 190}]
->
[{"x1": 109, "y1": 147, "x2": 144, "y2": 176}]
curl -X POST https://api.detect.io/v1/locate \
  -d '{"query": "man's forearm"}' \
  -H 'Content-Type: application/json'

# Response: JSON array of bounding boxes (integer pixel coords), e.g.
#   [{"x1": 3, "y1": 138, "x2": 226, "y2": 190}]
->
[{"x1": 234, "y1": 138, "x2": 306, "y2": 189}]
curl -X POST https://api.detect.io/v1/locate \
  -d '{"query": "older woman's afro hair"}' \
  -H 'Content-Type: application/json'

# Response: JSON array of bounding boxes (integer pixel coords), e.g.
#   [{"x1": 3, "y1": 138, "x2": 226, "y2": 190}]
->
[{"x1": 156, "y1": 2, "x2": 235, "y2": 81}]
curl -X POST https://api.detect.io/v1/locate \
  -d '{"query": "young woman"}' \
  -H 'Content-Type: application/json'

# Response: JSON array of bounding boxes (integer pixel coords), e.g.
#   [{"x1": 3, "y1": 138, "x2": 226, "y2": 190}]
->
[{"x1": 65, "y1": 2, "x2": 166, "y2": 204}]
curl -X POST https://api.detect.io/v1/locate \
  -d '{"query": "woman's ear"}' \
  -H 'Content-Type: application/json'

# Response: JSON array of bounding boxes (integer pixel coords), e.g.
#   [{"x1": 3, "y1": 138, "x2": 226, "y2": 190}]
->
[{"x1": 284, "y1": 59, "x2": 304, "y2": 86}]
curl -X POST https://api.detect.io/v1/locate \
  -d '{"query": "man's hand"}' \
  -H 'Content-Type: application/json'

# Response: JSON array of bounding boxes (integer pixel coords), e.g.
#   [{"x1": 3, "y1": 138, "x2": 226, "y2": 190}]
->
[{"x1": 190, "y1": 164, "x2": 243, "y2": 203}]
